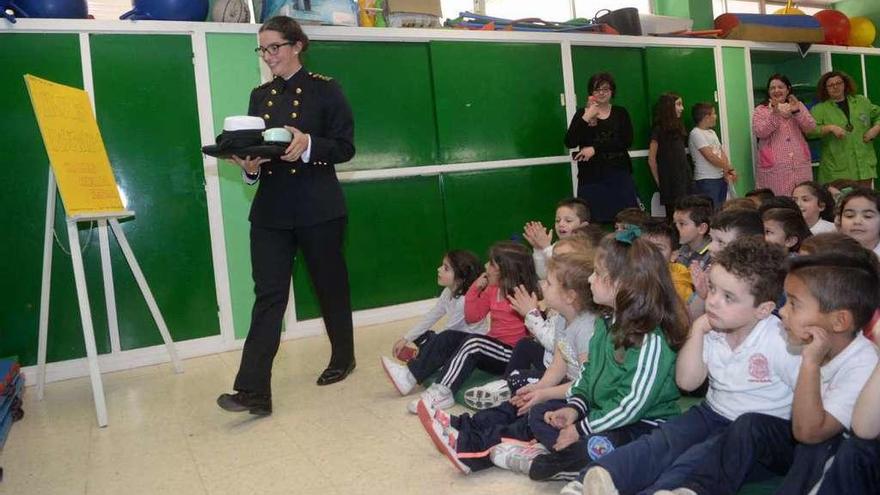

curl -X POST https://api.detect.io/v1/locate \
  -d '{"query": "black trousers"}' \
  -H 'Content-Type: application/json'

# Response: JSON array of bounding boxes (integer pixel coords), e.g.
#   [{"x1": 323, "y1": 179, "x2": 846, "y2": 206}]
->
[
  {"x1": 528, "y1": 400, "x2": 659, "y2": 482},
  {"x1": 234, "y1": 218, "x2": 353, "y2": 395},
  {"x1": 503, "y1": 338, "x2": 547, "y2": 376},
  {"x1": 817, "y1": 436, "x2": 880, "y2": 495},
  {"x1": 683, "y1": 413, "x2": 841, "y2": 495},
  {"x1": 454, "y1": 401, "x2": 535, "y2": 472},
  {"x1": 407, "y1": 330, "x2": 470, "y2": 383}
]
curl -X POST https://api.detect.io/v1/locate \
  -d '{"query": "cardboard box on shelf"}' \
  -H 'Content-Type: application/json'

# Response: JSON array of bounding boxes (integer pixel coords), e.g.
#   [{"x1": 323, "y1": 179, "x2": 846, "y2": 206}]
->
[{"x1": 386, "y1": 0, "x2": 441, "y2": 17}]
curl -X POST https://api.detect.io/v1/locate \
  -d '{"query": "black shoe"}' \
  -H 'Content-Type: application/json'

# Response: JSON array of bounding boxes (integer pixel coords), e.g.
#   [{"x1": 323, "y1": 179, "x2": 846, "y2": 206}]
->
[
  {"x1": 528, "y1": 443, "x2": 588, "y2": 482},
  {"x1": 316, "y1": 359, "x2": 356, "y2": 386},
  {"x1": 216, "y1": 391, "x2": 272, "y2": 416}
]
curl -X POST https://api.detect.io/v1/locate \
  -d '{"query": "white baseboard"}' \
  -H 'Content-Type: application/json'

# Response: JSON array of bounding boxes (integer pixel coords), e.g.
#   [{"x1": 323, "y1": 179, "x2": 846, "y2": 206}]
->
[{"x1": 20, "y1": 297, "x2": 436, "y2": 387}]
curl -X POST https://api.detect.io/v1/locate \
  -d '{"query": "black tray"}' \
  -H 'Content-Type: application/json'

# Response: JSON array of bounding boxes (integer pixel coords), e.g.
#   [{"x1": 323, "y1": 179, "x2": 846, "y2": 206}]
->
[{"x1": 201, "y1": 143, "x2": 287, "y2": 160}]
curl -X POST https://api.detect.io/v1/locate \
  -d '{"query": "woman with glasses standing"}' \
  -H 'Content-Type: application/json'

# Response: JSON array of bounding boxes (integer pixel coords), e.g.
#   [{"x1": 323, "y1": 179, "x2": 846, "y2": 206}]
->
[
  {"x1": 810, "y1": 71, "x2": 880, "y2": 188},
  {"x1": 565, "y1": 72, "x2": 639, "y2": 224},
  {"x1": 217, "y1": 16, "x2": 356, "y2": 416}
]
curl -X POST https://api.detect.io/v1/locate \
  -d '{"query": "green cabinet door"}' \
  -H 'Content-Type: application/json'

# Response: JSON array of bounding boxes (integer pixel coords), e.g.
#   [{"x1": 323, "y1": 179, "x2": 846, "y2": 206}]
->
[
  {"x1": 90, "y1": 34, "x2": 220, "y2": 349},
  {"x1": 645, "y1": 47, "x2": 718, "y2": 131},
  {"x1": 430, "y1": 42, "x2": 568, "y2": 163},
  {"x1": 442, "y1": 164, "x2": 573, "y2": 258},
  {"x1": 0, "y1": 34, "x2": 87, "y2": 365},
  {"x1": 305, "y1": 41, "x2": 438, "y2": 171},
  {"x1": 293, "y1": 176, "x2": 447, "y2": 320},
  {"x1": 863, "y1": 55, "x2": 880, "y2": 178}
]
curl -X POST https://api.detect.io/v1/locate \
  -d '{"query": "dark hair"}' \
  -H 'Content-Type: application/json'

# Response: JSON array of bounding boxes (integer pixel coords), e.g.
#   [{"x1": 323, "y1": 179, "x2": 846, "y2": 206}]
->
[
  {"x1": 444, "y1": 250, "x2": 483, "y2": 298},
  {"x1": 489, "y1": 241, "x2": 541, "y2": 298},
  {"x1": 260, "y1": 16, "x2": 310, "y2": 53},
  {"x1": 614, "y1": 207, "x2": 650, "y2": 229},
  {"x1": 713, "y1": 236, "x2": 787, "y2": 306},
  {"x1": 792, "y1": 181, "x2": 835, "y2": 221},
  {"x1": 758, "y1": 196, "x2": 800, "y2": 216},
  {"x1": 839, "y1": 187, "x2": 880, "y2": 217},
  {"x1": 817, "y1": 71, "x2": 857, "y2": 101},
  {"x1": 653, "y1": 92, "x2": 686, "y2": 137},
  {"x1": 571, "y1": 223, "x2": 606, "y2": 247},
  {"x1": 711, "y1": 208, "x2": 764, "y2": 237},
  {"x1": 761, "y1": 74, "x2": 793, "y2": 106},
  {"x1": 745, "y1": 188, "x2": 775, "y2": 203},
  {"x1": 800, "y1": 232, "x2": 865, "y2": 256},
  {"x1": 588, "y1": 72, "x2": 616, "y2": 98},
  {"x1": 547, "y1": 251, "x2": 600, "y2": 314},
  {"x1": 674, "y1": 195, "x2": 714, "y2": 228},
  {"x1": 762, "y1": 207, "x2": 813, "y2": 253},
  {"x1": 787, "y1": 251, "x2": 880, "y2": 331},
  {"x1": 642, "y1": 218, "x2": 679, "y2": 248},
  {"x1": 691, "y1": 102, "x2": 716, "y2": 126},
  {"x1": 597, "y1": 234, "x2": 688, "y2": 351},
  {"x1": 720, "y1": 197, "x2": 759, "y2": 211},
  {"x1": 557, "y1": 197, "x2": 591, "y2": 224}
]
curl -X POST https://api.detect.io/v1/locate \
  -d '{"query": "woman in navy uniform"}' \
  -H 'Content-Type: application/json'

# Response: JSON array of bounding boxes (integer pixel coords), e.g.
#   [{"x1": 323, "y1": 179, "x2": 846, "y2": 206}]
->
[{"x1": 218, "y1": 16, "x2": 355, "y2": 416}]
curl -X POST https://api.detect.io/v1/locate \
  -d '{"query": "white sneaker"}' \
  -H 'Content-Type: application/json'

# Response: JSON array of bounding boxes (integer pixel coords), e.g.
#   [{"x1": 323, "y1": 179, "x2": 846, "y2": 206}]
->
[
  {"x1": 380, "y1": 356, "x2": 416, "y2": 395},
  {"x1": 560, "y1": 480, "x2": 584, "y2": 495},
  {"x1": 416, "y1": 399, "x2": 471, "y2": 474},
  {"x1": 489, "y1": 440, "x2": 549, "y2": 475},
  {"x1": 407, "y1": 383, "x2": 454, "y2": 414},
  {"x1": 464, "y1": 379, "x2": 510, "y2": 410},
  {"x1": 654, "y1": 490, "x2": 696, "y2": 495},
  {"x1": 583, "y1": 466, "x2": 619, "y2": 495}
]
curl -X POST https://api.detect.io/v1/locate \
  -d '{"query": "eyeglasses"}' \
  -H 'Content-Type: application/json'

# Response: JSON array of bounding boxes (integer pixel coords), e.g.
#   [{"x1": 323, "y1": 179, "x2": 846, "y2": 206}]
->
[
  {"x1": 592, "y1": 87, "x2": 612, "y2": 94},
  {"x1": 826, "y1": 81, "x2": 845, "y2": 88},
  {"x1": 255, "y1": 42, "x2": 294, "y2": 56}
]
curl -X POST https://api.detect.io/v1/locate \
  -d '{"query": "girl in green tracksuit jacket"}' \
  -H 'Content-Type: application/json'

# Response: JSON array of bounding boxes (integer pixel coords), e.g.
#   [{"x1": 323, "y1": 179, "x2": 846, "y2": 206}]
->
[{"x1": 521, "y1": 228, "x2": 688, "y2": 482}]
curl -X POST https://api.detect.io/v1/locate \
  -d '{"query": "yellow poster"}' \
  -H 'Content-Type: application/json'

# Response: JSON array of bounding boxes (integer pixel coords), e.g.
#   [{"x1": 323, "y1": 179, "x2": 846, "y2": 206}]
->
[{"x1": 24, "y1": 74, "x2": 126, "y2": 218}]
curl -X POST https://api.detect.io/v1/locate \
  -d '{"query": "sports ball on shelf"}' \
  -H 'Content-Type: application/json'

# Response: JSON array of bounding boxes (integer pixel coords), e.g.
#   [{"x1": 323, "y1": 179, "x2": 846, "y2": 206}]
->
[
  {"x1": 772, "y1": 7, "x2": 806, "y2": 15},
  {"x1": 848, "y1": 16, "x2": 877, "y2": 47},
  {"x1": 814, "y1": 9, "x2": 851, "y2": 46},
  {"x1": 8, "y1": 0, "x2": 88, "y2": 19},
  {"x1": 120, "y1": 0, "x2": 209, "y2": 22}
]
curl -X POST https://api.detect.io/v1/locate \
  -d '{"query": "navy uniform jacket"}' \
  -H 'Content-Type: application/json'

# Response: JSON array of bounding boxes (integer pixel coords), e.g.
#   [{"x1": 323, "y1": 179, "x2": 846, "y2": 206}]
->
[{"x1": 247, "y1": 67, "x2": 355, "y2": 228}]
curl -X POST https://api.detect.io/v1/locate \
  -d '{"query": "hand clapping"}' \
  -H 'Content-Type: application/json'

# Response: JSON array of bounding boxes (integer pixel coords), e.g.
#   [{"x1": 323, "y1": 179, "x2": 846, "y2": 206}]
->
[
  {"x1": 523, "y1": 221, "x2": 553, "y2": 249},
  {"x1": 507, "y1": 284, "x2": 539, "y2": 317}
]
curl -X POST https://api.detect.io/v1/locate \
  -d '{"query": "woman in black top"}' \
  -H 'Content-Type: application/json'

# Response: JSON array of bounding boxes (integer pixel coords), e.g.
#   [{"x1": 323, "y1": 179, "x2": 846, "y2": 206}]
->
[
  {"x1": 217, "y1": 16, "x2": 356, "y2": 416},
  {"x1": 649, "y1": 92, "x2": 692, "y2": 210},
  {"x1": 565, "y1": 72, "x2": 639, "y2": 223}
]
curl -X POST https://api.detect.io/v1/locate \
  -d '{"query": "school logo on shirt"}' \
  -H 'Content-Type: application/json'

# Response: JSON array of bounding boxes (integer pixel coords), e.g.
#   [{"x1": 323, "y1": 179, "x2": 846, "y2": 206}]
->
[
  {"x1": 587, "y1": 435, "x2": 615, "y2": 460},
  {"x1": 748, "y1": 353, "x2": 771, "y2": 383}
]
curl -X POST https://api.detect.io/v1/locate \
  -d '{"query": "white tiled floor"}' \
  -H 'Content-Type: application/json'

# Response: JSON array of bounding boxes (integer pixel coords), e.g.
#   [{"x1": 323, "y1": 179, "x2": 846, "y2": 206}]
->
[{"x1": 0, "y1": 318, "x2": 566, "y2": 495}]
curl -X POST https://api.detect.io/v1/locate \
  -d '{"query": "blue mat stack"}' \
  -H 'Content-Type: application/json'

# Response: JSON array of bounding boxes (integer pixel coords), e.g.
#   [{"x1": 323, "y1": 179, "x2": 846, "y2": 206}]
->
[{"x1": 0, "y1": 358, "x2": 24, "y2": 483}]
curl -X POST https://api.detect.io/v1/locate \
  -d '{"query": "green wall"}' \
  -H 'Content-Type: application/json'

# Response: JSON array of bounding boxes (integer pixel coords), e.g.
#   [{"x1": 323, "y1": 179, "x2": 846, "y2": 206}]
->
[
  {"x1": 1, "y1": 33, "x2": 219, "y2": 366},
  {"x1": 722, "y1": 47, "x2": 754, "y2": 194},
  {"x1": 653, "y1": 0, "x2": 715, "y2": 30},
  {"x1": 206, "y1": 33, "x2": 263, "y2": 340}
]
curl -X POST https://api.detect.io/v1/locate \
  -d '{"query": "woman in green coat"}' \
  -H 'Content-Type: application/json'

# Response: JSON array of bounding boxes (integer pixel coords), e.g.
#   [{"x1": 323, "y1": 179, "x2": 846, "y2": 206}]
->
[{"x1": 810, "y1": 71, "x2": 880, "y2": 187}]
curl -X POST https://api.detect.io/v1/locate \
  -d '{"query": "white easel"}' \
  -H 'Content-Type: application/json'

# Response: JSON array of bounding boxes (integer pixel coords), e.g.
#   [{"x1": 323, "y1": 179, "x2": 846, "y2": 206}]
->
[{"x1": 34, "y1": 170, "x2": 184, "y2": 428}]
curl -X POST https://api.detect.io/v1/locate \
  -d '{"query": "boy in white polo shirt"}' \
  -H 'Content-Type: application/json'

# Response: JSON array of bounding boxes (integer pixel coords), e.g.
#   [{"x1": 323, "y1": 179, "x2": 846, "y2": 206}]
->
[
  {"x1": 579, "y1": 236, "x2": 801, "y2": 495},
  {"x1": 671, "y1": 248, "x2": 880, "y2": 495}
]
